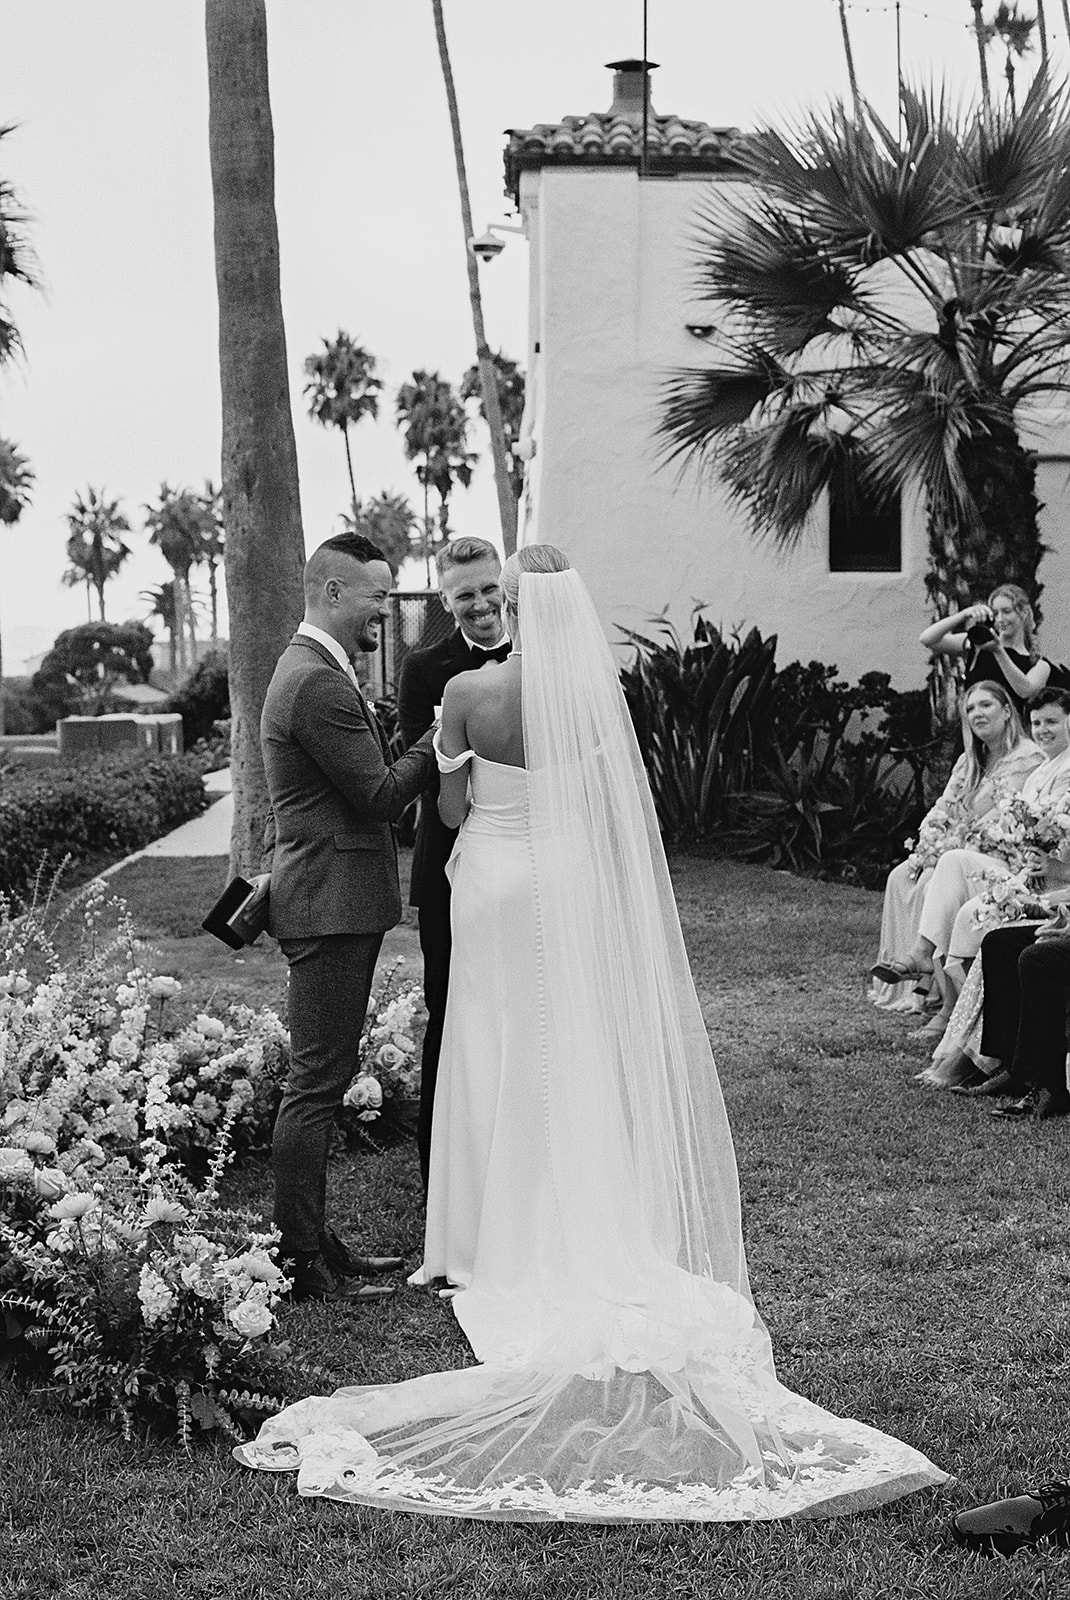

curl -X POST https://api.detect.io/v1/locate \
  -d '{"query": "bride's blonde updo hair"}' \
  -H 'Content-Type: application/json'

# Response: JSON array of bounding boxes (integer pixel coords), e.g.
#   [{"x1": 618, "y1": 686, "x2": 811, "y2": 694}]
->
[{"x1": 501, "y1": 543, "x2": 570, "y2": 610}]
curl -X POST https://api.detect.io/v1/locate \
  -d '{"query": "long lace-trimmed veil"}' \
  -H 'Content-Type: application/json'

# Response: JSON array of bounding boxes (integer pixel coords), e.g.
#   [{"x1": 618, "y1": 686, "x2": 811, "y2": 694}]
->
[{"x1": 237, "y1": 561, "x2": 947, "y2": 1521}]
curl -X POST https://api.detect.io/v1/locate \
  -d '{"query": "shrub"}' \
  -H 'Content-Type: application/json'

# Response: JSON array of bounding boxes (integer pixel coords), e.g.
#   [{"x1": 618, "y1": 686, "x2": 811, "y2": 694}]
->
[
  {"x1": 0, "y1": 753, "x2": 208, "y2": 900},
  {"x1": 619, "y1": 612, "x2": 939, "y2": 885},
  {"x1": 169, "y1": 650, "x2": 230, "y2": 747}
]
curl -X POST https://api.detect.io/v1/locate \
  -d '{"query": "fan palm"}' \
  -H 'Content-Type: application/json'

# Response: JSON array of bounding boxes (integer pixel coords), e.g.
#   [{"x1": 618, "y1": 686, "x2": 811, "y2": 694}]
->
[
  {"x1": 303, "y1": 331, "x2": 381, "y2": 511},
  {"x1": 396, "y1": 371, "x2": 477, "y2": 584},
  {"x1": 144, "y1": 483, "x2": 216, "y2": 671},
  {"x1": 659, "y1": 75, "x2": 1070, "y2": 643},
  {"x1": 983, "y1": 2, "x2": 1037, "y2": 114},
  {"x1": 0, "y1": 126, "x2": 38, "y2": 363},
  {"x1": 140, "y1": 581, "x2": 186, "y2": 676},
  {"x1": 62, "y1": 487, "x2": 132, "y2": 623}
]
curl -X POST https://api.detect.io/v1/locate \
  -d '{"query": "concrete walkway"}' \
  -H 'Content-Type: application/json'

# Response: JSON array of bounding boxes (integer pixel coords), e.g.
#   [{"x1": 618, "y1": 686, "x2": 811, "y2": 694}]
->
[{"x1": 98, "y1": 767, "x2": 232, "y2": 878}]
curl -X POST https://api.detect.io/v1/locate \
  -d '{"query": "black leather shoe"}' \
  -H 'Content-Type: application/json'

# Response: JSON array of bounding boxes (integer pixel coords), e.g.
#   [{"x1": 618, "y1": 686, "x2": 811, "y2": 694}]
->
[
  {"x1": 991, "y1": 1090, "x2": 1070, "y2": 1120},
  {"x1": 320, "y1": 1228, "x2": 403, "y2": 1278},
  {"x1": 950, "y1": 1480, "x2": 1070, "y2": 1555},
  {"x1": 286, "y1": 1253, "x2": 398, "y2": 1304}
]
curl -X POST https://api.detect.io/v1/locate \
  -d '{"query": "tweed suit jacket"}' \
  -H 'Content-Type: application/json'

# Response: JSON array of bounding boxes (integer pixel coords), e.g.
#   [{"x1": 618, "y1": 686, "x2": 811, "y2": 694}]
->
[
  {"x1": 398, "y1": 627, "x2": 506, "y2": 910},
  {"x1": 260, "y1": 633, "x2": 434, "y2": 938}
]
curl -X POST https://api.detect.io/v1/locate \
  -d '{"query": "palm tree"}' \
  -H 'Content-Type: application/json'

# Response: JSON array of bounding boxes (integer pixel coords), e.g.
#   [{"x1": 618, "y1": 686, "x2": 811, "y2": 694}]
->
[
  {"x1": 303, "y1": 331, "x2": 381, "y2": 511},
  {"x1": 0, "y1": 437, "x2": 34, "y2": 737},
  {"x1": 144, "y1": 483, "x2": 214, "y2": 672},
  {"x1": 396, "y1": 370, "x2": 477, "y2": 584},
  {"x1": 62, "y1": 488, "x2": 132, "y2": 622},
  {"x1": 461, "y1": 351, "x2": 526, "y2": 502},
  {"x1": 430, "y1": 0, "x2": 517, "y2": 556},
  {"x1": 0, "y1": 126, "x2": 39, "y2": 364},
  {"x1": 343, "y1": 491, "x2": 418, "y2": 576},
  {"x1": 206, "y1": 0, "x2": 305, "y2": 874},
  {"x1": 983, "y1": 2, "x2": 1037, "y2": 113},
  {"x1": 659, "y1": 78, "x2": 1070, "y2": 686},
  {"x1": 141, "y1": 581, "x2": 181, "y2": 675}
]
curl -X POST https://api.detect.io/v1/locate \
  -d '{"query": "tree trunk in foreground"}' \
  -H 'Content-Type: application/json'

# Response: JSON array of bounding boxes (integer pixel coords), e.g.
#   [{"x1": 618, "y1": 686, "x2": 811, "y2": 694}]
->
[{"x1": 206, "y1": 0, "x2": 304, "y2": 876}]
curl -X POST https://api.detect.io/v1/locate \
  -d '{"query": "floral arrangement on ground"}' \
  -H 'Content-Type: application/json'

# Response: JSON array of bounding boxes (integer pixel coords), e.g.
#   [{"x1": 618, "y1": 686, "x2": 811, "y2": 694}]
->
[{"x1": 0, "y1": 873, "x2": 423, "y2": 1444}]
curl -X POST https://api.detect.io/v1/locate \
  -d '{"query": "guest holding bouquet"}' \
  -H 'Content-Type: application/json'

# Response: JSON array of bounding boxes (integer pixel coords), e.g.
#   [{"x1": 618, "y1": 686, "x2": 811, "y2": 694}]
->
[
  {"x1": 870, "y1": 683, "x2": 1042, "y2": 1023},
  {"x1": 919, "y1": 584, "x2": 1050, "y2": 719}
]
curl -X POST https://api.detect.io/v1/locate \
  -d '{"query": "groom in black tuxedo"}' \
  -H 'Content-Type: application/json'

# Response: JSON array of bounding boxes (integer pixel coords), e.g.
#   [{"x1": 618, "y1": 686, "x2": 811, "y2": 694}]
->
[{"x1": 398, "y1": 537, "x2": 509, "y2": 1189}]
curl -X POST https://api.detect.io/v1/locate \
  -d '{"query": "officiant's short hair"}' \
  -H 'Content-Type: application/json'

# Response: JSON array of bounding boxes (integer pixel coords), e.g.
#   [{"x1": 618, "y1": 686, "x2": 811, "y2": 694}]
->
[{"x1": 436, "y1": 537, "x2": 500, "y2": 581}]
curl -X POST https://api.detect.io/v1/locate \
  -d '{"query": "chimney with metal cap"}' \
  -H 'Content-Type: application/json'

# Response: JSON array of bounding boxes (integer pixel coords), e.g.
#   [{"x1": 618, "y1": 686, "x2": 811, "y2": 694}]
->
[{"x1": 605, "y1": 58, "x2": 658, "y2": 119}]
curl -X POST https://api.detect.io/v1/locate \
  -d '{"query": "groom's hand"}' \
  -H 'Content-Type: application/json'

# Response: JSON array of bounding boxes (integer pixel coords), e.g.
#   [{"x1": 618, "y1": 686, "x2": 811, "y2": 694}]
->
[{"x1": 245, "y1": 872, "x2": 271, "y2": 908}]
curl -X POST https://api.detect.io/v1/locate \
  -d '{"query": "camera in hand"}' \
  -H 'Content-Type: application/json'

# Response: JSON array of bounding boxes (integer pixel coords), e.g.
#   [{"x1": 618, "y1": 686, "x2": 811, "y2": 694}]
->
[{"x1": 966, "y1": 620, "x2": 998, "y2": 649}]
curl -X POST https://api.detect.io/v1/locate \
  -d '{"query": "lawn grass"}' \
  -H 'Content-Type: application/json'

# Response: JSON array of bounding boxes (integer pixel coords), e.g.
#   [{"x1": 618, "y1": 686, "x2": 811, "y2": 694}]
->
[{"x1": 4, "y1": 852, "x2": 1070, "y2": 1598}]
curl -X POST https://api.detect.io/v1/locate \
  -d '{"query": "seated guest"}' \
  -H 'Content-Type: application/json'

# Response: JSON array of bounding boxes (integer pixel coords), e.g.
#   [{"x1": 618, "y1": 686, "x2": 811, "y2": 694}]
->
[
  {"x1": 920, "y1": 583, "x2": 1050, "y2": 718},
  {"x1": 870, "y1": 683, "x2": 1043, "y2": 1028},
  {"x1": 920, "y1": 691, "x2": 1070, "y2": 1087},
  {"x1": 970, "y1": 923, "x2": 1070, "y2": 1118}
]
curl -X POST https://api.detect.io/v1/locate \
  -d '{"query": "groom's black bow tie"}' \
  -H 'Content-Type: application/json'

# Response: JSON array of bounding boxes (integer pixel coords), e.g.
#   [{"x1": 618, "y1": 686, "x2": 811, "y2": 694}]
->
[{"x1": 470, "y1": 642, "x2": 512, "y2": 665}]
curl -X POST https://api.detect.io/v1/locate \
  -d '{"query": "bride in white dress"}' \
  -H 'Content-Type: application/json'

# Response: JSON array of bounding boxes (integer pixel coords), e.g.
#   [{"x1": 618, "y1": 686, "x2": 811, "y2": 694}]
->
[{"x1": 236, "y1": 545, "x2": 946, "y2": 1521}]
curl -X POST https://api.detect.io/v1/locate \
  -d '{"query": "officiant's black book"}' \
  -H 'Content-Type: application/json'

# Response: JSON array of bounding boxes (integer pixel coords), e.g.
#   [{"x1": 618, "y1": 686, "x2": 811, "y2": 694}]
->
[{"x1": 202, "y1": 876, "x2": 269, "y2": 950}]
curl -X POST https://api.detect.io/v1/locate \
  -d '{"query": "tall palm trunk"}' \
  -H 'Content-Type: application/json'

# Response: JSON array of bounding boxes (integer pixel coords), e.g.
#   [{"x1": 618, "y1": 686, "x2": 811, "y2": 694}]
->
[
  {"x1": 1038, "y1": 0, "x2": 1050, "y2": 67},
  {"x1": 836, "y1": 0, "x2": 863, "y2": 118},
  {"x1": 970, "y1": 0, "x2": 993, "y2": 117},
  {"x1": 208, "y1": 557, "x2": 219, "y2": 646},
  {"x1": 206, "y1": 0, "x2": 305, "y2": 876},
  {"x1": 1061, "y1": 0, "x2": 1070, "y2": 52},
  {"x1": 342, "y1": 423, "x2": 357, "y2": 513},
  {"x1": 431, "y1": 0, "x2": 517, "y2": 556}
]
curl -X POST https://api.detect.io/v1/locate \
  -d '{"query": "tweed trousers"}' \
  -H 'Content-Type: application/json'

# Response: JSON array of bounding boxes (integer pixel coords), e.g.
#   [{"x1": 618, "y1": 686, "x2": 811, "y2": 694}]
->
[{"x1": 274, "y1": 931, "x2": 383, "y2": 1252}]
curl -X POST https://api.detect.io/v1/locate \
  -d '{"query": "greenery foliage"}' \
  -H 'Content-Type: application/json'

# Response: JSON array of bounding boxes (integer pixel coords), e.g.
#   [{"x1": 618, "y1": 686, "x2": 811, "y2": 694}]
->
[
  {"x1": 0, "y1": 753, "x2": 208, "y2": 900},
  {"x1": 168, "y1": 649, "x2": 230, "y2": 748},
  {"x1": 32, "y1": 620, "x2": 155, "y2": 715},
  {"x1": 620, "y1": 612, "x2": 934, "y2": 883}
]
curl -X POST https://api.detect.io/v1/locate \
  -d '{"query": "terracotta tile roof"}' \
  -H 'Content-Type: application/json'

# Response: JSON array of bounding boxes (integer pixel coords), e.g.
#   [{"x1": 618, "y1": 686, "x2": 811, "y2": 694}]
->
[{"x1": 503, "y1": 111, "x2": 743, "y2": 200}]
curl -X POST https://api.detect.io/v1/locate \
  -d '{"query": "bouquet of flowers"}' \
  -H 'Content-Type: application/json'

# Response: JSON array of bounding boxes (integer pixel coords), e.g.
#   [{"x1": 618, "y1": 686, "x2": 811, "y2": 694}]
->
[
  {"x1": 340, "y1": 958, "x2": 424, "y2": 1138},
  {"x1": 0, "y1": 1101, "x2": 293, "y2": 1446},
  {"x1": 973, "y1": 790, "x2": 1070, "y2": 874},
  {"x1": 971, "y1": 868, "x2": 1053, "y2": 935},
  {"x1": 904, "y1": 801, "x2": 971, "y2": 880}
]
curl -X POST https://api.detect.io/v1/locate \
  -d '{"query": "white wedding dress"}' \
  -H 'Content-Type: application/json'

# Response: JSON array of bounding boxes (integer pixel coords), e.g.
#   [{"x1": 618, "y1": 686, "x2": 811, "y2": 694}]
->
[{"x1": 237, "y1": 569, "x2": 946, "y2": 1521}]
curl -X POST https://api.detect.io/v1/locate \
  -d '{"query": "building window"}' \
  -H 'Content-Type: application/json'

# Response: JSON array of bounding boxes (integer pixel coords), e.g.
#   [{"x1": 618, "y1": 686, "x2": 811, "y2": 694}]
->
[{"x1": 828, "y1": 468, "x2": 902, "y2": 573}]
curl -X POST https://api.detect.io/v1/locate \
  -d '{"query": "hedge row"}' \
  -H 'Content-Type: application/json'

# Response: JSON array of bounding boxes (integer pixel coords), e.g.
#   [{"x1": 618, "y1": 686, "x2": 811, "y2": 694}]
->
[{"x1": 0, "y1": 753, "x2": 209, "y2": 901}]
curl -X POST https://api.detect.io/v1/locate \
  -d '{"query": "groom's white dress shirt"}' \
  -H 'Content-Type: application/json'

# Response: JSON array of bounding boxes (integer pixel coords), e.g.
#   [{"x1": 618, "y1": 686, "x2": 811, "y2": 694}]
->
[{"x1": 297, "y1": 621, "x2": 360, "y2": 690}]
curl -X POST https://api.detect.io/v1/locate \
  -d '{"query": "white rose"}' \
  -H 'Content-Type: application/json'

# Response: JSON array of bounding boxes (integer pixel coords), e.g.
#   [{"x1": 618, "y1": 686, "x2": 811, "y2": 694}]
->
[
  {"x1": 0, "y1": 1147, "x2": 33, "y2": 1180},
  {"x1": 12, "y1": 976, "x2": 30, "y2": 997},
  {"x1": 195, "y1": 1014, "x2": 226, "y2": 1040},
  {"x1": 21, "y1": 1131, "x2": 57, "y2": 1156},
  {"x1": 375, "y1": 1043, "x2": 405, "y2": 1071},
  {"x1": 343, "y1": 1074, "x2": 383, "y2": 1110},
  {"x1": 149, "y1": 976, "x2": 182, "y2": 1000},
  {"x1": 227, "y1": 1298, "x2": 274, "y2": 1338},
  {"x1": 230, "y1": 1250, "x2": 283, "y2": 1284},
  {"x1": 32, "y1": 1167, "x2": 67, "y2": 1199}
]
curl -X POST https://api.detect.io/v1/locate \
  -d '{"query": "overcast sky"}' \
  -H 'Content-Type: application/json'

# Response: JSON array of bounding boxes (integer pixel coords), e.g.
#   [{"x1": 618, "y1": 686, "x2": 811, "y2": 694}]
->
[{"x1": 0, "y1": 0, "x2": 1030, "y2": 668}]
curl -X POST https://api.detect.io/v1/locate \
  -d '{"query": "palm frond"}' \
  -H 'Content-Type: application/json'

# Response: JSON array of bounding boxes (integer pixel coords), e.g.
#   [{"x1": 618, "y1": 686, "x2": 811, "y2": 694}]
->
[{"x1": 657, "y1": 352, "x2": 791, "y2": 464}]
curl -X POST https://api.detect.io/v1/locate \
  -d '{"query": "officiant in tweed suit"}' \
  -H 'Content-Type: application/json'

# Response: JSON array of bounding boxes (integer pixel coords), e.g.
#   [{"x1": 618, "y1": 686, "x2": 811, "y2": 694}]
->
[
  {"x1": 397, "y1": 537, "x2": 509, "y2": 1191},
  {"x1": 258, "y1": 533, "x2": 435, "y2": 1302}
]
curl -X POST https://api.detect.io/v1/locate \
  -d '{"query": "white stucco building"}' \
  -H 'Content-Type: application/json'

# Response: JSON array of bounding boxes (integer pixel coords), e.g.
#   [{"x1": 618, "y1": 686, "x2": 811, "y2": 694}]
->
[{"x1": 505, "y1": 61, "x2": 1070, "y2": 689}]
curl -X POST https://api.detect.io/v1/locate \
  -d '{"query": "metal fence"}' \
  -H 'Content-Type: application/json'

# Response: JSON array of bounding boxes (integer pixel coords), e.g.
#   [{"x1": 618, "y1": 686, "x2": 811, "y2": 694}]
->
[{"x1": 365, "y1": 591, "x2": 452, "y2": 700}]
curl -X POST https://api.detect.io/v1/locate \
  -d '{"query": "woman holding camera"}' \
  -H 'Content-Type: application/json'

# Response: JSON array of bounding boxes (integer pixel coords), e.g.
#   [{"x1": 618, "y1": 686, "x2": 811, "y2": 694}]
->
[{"x1": 919, "y1": 584, "x2": 1050, "y2": 713}]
